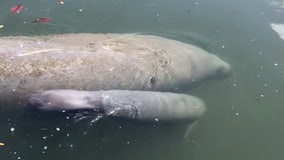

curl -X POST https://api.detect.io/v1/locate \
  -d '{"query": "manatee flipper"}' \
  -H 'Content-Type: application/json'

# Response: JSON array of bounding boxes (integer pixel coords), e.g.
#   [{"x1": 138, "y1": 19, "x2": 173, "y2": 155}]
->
[
  {"x1": 26, "y1": 89, "x2": 205, "y2": 124},
  {"x1": 72, "y1": 111, "x2": 105, "y2": 126},
  {"x1": 184, "y1": 121, "x2": 198, "y2": 139}
]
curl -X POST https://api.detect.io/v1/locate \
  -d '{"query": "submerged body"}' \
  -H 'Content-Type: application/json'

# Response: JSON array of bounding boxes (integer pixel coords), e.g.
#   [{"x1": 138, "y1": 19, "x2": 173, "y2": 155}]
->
[
  {"x1": 26, "y1": 89, "x2": 205, "y2": 122},
  {"x1": 0, "y1": 33, "x2": 230, "y2": 101}
]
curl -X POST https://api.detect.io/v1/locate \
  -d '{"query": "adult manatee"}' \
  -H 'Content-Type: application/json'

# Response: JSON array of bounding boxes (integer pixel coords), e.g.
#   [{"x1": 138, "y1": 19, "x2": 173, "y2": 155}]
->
[
  {"x1": 26, "y1": 89, "x2": 205, "y2": 122},
  {"x1": 0, "y1": 33, "x2": 231, "y2": 102}
]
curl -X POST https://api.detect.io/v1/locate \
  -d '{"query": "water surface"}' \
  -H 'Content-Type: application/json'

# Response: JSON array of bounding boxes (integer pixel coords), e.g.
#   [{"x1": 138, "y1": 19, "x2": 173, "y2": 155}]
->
[{"x1": 1, "y1": 0, "x2": 284, "y2": 160}]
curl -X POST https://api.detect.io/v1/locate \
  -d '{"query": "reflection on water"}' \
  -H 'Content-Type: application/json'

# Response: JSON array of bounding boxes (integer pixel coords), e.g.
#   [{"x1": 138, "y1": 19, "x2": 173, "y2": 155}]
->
[{"x1": 1, "y1": 0, "x2": 284, "y2": 160}]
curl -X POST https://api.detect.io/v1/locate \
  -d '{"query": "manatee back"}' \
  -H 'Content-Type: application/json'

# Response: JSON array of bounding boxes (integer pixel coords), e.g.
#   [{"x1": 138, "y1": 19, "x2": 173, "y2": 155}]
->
[{"x1": 0, "y1": 34, "x2": 230, "y2": 100}]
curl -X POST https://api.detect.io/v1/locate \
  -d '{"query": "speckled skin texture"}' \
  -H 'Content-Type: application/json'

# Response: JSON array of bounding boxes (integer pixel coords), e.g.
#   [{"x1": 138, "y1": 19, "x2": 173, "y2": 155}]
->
[{"x1": 0, "y1": 33, "x2": 231, "y2": 101}]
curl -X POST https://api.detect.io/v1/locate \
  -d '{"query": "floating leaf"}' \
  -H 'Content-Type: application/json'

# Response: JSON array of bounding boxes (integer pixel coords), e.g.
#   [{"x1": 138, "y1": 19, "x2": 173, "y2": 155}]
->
[
  {"x1": 33, "y1": 17, "x2": 52, "y2": 23},
  {"x1": 11, "y1": 4, "x2": 24, "y2": 15}
]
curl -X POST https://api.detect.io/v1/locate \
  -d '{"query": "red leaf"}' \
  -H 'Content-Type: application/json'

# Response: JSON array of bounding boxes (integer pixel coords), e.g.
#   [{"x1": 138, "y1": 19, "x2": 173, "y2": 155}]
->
[
  {"x1": 33, "y1": 17, "x2": 52, "y2": 23},
  {"x1": 11, "y1": 4, "x2": 24, "y2": 15}
]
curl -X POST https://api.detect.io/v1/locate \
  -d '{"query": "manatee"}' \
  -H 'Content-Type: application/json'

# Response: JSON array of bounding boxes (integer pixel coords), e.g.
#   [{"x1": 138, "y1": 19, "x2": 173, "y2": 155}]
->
[
  {"x1": 26, "y1": 89, "x2": 205, "y2": 122},
  {"x1": 0, "y1": 33, "x2": 231, "y2": 102}
]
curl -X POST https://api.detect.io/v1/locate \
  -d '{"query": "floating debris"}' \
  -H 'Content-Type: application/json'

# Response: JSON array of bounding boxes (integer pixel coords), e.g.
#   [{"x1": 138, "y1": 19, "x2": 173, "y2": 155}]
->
[
  {"x1": 17, "y1": 49, "x2": 63, "y2": 57},
  {"x1": 11, "y1": 4, "x2": 24, "y2": 15},
  {"x1": 0, "y1": 25, "x2": 4, "y2": 29},
  {"x1": 33, "y1": 17, "x2": 52, "y2": 23},
  {"x1": 0, "y1": 142, "x2": 5, "y2": 146}
]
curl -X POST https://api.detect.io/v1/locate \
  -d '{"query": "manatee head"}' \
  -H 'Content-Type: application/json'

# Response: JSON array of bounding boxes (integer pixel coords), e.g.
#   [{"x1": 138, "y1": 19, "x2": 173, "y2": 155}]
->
[
  {"x1": 25, "y1": 90, "x2": 101, "y2": 112},
  {"x1": 188, "y1": 53, "x2": 231, "y2": 82}
]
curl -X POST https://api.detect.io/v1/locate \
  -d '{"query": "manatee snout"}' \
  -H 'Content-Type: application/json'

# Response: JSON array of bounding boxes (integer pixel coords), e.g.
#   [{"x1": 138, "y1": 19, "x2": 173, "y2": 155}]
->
[
  {"x1": 209, "y1": 55, "x2": 231, "y2": 79},
  {"x1": 214, "y1": 60, "x2": 231, "y2": 78}
]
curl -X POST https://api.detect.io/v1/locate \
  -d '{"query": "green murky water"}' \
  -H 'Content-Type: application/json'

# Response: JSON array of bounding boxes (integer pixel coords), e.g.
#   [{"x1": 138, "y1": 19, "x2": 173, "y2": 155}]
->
[{"x1": 1, "y1": 0, "x2": 284, "y2": 159}]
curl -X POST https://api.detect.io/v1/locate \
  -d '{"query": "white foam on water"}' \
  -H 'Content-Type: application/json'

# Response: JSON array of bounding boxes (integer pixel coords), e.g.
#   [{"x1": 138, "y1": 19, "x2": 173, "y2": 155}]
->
[
  {"x1": 269, "y1": 0, "x2": 284, "y2": 8},
  {"x1": 271, "y1": 23, "x2": 284, "y2": 40}
]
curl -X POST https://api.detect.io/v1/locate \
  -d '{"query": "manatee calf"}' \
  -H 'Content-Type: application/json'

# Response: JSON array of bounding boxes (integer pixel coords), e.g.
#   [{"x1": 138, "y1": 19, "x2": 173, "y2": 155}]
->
[
  {"x1": 26, "y1": 89, "x2": 205, "y2": 122},
  {"x1": 0, "y1": 33, "x2": 230, "y2": 102}
]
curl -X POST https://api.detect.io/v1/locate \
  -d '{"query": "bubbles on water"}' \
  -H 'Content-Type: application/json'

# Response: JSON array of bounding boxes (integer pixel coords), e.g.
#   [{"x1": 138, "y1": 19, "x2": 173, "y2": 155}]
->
[
  {"x1": 43, "y1": 146, "x2": 48, "y2": 150},
  {"x1": 255, "y1": 93, "x2": 265, "y2": 99},
  {"x1": 231, "y1": 105, "x2": 241, "y2": 117},
  {"x1": 264, "y1": 83, "x2": 268, "y2": 87},
  {"x1": 231, "y1": 79, "x2": 238, "y2": 87},
  {"x1": 10, "y1": 127, "x2": 15, "y2": 132}
]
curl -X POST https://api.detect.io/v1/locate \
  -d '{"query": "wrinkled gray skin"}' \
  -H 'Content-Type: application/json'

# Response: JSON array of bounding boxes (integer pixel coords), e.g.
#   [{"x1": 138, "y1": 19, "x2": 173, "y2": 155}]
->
[
  {"x1": 26, "y1": 89, "x2": 205, "y2": 122},
  {"x1": 0, "y1": 33, "x2": 231, "y2": 102}
]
